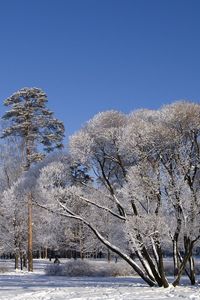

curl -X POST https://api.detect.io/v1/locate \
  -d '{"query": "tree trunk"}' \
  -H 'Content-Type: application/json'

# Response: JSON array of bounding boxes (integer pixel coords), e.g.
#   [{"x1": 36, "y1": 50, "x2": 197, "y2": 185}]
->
[
  {"x1": 28, "y1": 193, "x2": 33, "y2": 272},
  {"x1": 15, "y1": 253, "x2": 19, "y2": 270},
  {"x1": 172, "y1": 240, "x2": 194, "y2": 287},
  {"x1": 173, "y1": 239, "x2": 179, "y2": 276},
  {"x1": 178, "y1": 251, "x2": 194, "y2": 284},
  {"x1": 79, "y1": 224, "x2": 84, "y2": 260},
  {"x1": 44, "y1": 247, "x2": 48, "y2": 259},
  {"x1": 23, "y1": 253, "x2": 27, "y2": 268},
  {"x1": 151, "y1": 237, "x2": 159, "y2": 265},
  {"x1": 156, "y1": 242, "x2": 169, "y2": 288},
  {"x1": 135, "y1": 249, "x2": 156, "y2": 283},
  {"x1": 172, "y1": 253, "x2": 190, "y2": 287},
  {"x1": 141, "y1": 246, "x2": 164, "y2": 287},
  {"x1": 20, "y1": 255, "x2": 23, "y2": 270},
  {"x1": 131, "y1": 233, "x2": 162, "y2": 286},
  {"x1": 188, "y1": 255, "x2": 196, "y2": 285},
  {"x1": 107, "y1": 248, "x2": 111, "y2": 262}
]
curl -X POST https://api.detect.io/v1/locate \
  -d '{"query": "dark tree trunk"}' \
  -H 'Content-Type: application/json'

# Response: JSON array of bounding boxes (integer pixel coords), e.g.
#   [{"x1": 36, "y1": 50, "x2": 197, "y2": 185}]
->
[
  {"x1": 15, "y1": 253, "x2": 19, "y2": 270},
  {"x1": 156, "y1": 242, "x2": 169, "y2": 288},
  {"x1": 28, "y1": 193, "x2": 33, "y2": 272},
  {"x1": 172, "y1": 239, "x2": 194, "y2": 287},
  {"x1": 188, "y1": 255, "x2": 196, "y2": 285}
]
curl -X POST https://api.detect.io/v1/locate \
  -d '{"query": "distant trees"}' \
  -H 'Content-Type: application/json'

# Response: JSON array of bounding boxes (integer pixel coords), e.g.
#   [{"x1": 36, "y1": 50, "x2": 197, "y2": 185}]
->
[{"x1": 0, "y1": 135, "x2": 26, "y2": 266}]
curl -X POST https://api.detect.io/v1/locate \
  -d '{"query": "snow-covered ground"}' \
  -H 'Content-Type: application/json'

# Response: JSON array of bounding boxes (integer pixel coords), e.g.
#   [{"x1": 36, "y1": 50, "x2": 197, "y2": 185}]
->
[{"x1": 0, "y1": 259, "x2": 199, "y2": 300}]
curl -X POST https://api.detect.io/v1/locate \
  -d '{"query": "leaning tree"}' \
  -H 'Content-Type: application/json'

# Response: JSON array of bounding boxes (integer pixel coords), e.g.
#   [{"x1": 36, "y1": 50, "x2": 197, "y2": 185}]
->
[
  {"x1": 1, "y1": 87, "x2": 65, "y2": 271},
  {"x1": 35, "y1": 103, "x2": 200, "y2": 288}
]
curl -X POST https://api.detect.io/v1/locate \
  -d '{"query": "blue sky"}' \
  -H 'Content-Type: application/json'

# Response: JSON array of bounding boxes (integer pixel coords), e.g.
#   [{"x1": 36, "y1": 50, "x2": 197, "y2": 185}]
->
[{"x1": 0, "y1": 0, "x2": 199, "y2": 138}]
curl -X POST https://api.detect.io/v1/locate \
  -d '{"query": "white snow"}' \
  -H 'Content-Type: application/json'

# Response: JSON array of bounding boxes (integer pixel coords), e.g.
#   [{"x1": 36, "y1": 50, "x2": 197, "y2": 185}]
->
[{"x1": 0, "y1": 259, "x2": 199, "y2": 300}]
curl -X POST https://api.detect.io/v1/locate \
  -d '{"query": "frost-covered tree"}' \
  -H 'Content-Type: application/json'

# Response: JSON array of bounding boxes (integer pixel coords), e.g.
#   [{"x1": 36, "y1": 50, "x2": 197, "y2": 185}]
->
[
  {"x1": 28, "y1": 102, "x2": 200, "y2": 288},
  {"x1": 36, "y1": 158, "x2": 157, "y2": 286},
  {"x1": 9, "y1": 102, "x2": 197, "y2": 287},
  {"x1": 158, "y1": 102, "x2": 200, "y2": 285},
  {"x1": 34, "y1": 111, "x2": 160, "y2": 287},
  {"x1": 0, "y1": 135, "x2": 24, "y2": 189},
  {"x1": 120, "y1": 102, "x2": 200, "y2": 286},
  {"x1": 1, "y1": 87, "x2": 65, "y2": 271},
  {"x1": 1, "y1": 179, "x2": 28, "y2": 268},
  {"x1": 0, "y1": 134, "x2": 25, "y2": 266},
  {"x1": 67, "y1": 110, "x2": 170, "y2": 287}
]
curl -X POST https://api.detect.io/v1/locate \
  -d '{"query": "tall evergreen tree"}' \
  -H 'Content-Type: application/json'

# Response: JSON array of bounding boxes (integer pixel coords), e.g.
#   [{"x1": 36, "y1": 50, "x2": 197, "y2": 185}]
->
[
  {"x1": 1, "y1": 87, "x2": 65, "y2": 271},
  {"x1": 1, "y1": 87, "x2": 65, "y2": 169}
]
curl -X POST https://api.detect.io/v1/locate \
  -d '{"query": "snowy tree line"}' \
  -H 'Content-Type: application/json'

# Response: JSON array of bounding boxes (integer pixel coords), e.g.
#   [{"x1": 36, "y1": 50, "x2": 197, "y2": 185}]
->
[{"x1": 0, "y1": 87, "x2": 200, "y2": 288}]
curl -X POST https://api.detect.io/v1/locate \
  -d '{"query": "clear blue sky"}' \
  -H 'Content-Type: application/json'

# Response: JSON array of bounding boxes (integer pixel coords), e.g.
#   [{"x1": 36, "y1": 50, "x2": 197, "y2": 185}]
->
[{"x1": 0, "y1": 0, "x2": 199, "y2": 138}]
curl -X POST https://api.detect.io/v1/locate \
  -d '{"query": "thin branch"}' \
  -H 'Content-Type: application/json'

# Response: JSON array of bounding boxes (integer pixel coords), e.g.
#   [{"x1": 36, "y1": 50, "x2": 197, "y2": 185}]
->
[
  {"x1": 78, "y1": 195, "x2": 126, "y2": 221},
  {"x1": 56, "y1": 199, "x2": 75, "y2": 216}
]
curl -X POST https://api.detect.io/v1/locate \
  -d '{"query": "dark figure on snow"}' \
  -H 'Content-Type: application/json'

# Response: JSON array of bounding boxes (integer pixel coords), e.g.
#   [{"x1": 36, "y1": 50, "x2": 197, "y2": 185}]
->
[{"x1": 54, "y1": 256, "x2": 60, "y2": 264}]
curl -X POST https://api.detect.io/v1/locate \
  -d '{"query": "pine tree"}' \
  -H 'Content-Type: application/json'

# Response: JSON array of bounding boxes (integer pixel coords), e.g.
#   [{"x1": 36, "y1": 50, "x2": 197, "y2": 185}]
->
[
  {"x1": 1, "y1": 87, "x2": 65, "y2": 271},
  {"x1": 1, "y1": 87, "x2": 65, "y2": 169}
]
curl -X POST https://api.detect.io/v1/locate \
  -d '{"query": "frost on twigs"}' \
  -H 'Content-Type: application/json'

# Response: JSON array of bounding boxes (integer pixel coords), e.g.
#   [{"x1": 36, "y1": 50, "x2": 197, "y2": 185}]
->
[{"x1": 69, "y1": 110, "x2": 127, "y2": 166}]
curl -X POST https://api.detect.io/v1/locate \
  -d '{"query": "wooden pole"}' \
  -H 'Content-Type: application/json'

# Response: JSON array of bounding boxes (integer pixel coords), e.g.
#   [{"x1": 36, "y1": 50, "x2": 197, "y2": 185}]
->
[{"x1": 28, "y1": 193, "x2": 33, "y2": 272}]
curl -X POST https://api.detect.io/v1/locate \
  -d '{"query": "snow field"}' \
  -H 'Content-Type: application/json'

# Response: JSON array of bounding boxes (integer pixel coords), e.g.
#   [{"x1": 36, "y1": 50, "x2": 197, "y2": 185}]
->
[
  {"x1": 0, "y1": 273, "x2": 200, "y2": 300},
  {"x1": 0, "y1": 259, "x2": 199, "y2": 300}
]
